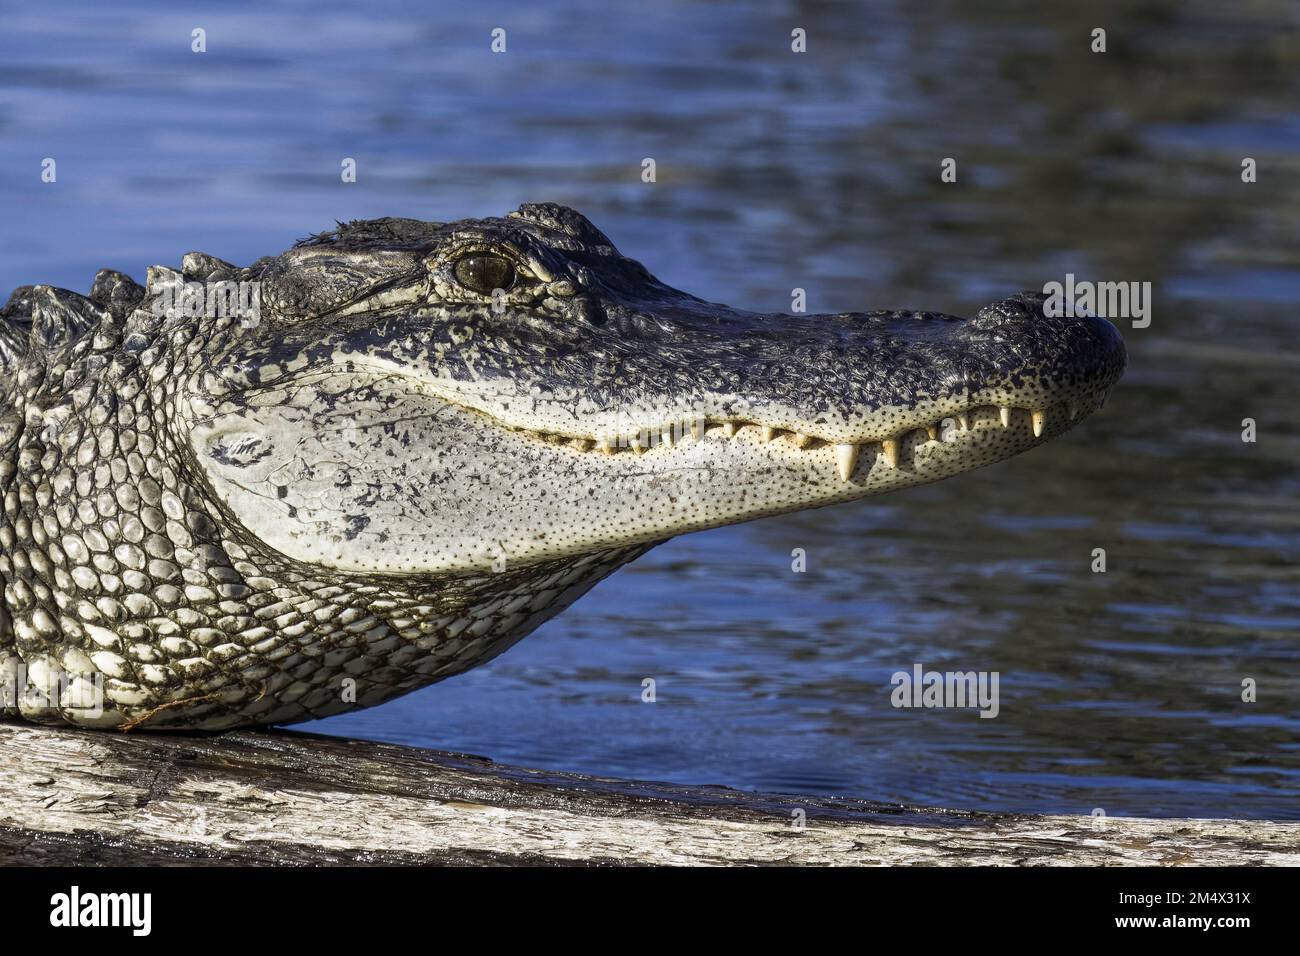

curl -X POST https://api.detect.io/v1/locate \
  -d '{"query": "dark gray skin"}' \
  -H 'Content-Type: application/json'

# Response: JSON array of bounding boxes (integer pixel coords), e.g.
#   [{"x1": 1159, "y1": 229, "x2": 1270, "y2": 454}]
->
[{"x1": 0, "y1": 203, "x2": 1124, "y2": 729}]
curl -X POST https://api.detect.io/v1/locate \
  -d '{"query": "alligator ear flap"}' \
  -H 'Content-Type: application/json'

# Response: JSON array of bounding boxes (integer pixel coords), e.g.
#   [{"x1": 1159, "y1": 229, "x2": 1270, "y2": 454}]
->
[
  {"x1": 28, "y1": 285, "x2": 111, "y2": 350},
  {"x1": 89, "y1": 269, "x2": 145, "y2": 324}
]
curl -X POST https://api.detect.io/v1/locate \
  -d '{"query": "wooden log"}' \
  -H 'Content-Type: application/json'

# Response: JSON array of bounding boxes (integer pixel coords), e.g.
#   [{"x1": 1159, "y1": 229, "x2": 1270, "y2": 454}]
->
[{"x1": 1, "y1": 720, "x2": 1296, "y2": 866}]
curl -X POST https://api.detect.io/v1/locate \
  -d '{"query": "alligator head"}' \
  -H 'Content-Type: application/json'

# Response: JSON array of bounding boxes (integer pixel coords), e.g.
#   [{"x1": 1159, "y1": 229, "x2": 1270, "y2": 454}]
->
[{"x1": 0, "y1": 203, "x2": 1124, "y2": 729}]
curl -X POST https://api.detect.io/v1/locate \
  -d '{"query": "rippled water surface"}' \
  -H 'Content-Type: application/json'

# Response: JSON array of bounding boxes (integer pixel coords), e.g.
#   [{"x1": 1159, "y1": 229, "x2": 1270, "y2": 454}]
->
[{"x1": 1, "y1": 1, "x2": 1297, "y2": 817}]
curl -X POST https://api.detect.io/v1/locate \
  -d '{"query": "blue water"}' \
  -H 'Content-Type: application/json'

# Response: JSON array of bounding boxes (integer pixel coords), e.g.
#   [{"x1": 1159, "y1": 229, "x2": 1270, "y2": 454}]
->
[{"x1": 2, "y1": 0, "x2": 1298, "y2": 818}]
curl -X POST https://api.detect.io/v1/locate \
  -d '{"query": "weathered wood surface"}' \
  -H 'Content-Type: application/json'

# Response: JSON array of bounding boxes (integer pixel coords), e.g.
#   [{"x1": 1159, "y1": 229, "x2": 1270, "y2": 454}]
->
[{"x1": 1, "y1": 720, "x2": 1296, "y2": 866}]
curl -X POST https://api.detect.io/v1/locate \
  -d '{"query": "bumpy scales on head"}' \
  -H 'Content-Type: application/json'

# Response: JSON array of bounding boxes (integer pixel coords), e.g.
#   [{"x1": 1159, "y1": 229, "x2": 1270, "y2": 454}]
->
[{"x1": 0, "y1": 203, "x2": 1125, "y2": 730}]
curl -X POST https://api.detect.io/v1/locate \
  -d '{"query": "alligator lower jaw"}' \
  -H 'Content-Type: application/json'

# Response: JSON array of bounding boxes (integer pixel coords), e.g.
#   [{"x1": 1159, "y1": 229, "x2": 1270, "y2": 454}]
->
[{"x1": 504, "y1": 401, "x2": 1078, "y2": 481}]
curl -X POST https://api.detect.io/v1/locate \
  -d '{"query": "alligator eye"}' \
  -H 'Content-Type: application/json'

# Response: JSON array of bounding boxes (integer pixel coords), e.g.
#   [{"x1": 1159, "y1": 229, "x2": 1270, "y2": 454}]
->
[{"x1": 454, "y1": 255, "x2": 515, "y2": 295}]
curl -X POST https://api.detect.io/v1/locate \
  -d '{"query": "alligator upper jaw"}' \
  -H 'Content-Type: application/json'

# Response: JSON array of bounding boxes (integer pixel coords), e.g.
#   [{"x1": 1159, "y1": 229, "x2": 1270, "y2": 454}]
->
[
  {"x1": 400, "y1": 297, "x2": 1127, "y2": 484},
  {"x1": 369, "y1": 288, "x2": 1128, "y2": 459}
]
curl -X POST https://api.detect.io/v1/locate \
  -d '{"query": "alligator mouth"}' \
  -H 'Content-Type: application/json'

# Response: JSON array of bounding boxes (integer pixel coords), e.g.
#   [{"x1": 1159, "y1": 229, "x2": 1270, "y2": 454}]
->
[{"x1": 499, "y1": 398, "x2": 1091, "y2": 482}]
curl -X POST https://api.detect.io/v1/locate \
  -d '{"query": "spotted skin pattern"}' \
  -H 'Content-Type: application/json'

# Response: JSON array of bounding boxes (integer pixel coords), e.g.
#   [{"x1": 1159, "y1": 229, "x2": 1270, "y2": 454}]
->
[{"x1": 0, "y1": 204, "x2": 1125, "y2": 729}]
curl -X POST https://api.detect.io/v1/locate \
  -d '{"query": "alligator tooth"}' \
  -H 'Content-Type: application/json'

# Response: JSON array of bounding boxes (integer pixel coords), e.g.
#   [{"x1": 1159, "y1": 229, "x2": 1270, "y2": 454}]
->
[
  {"x1": 999, "y1": 406, "x2": 1012, "y2": 428},
  {"x1": 596, "y1": 439, "x2": 615, "y2": 455},
  {"x1": 1067, "y1": 402, "x2": 1079, "y2": 421},
  {"x1": 760, "y1": 426, "x2": 777, "y2": 443},
  {"x1": 793, "y1": 432, "x2": 814, "y2": 449},
  {"x1": 926, "y1": 423, "x2": 939, "y2": 442},
  {"x1": 881, "y1": 438, "x2": 900, "y2": 469},
  {"x1": 957, "y1": 412, "x2": 970, "y2": 431},
  {"x1": 1031, "y1": 410, "x2": 1046, "y2": 437},
  {"x1": 723, "y1": 422, "x2": 739, "y2": 437},
  {"x1": 835, "y1": 443, "x2": 860, "y2": 481},
  {"x1": 690, "y1": 420, "x2": 704, "y2": 440},
  {"x1": 660, "y1": 427, "x2": 674, "y2": 448}
]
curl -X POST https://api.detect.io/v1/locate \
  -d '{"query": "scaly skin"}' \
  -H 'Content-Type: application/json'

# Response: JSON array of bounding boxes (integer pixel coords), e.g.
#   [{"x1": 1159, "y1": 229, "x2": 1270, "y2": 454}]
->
[{"x1": 0, "y1": 204, "x2": 1124, "y2": 729}]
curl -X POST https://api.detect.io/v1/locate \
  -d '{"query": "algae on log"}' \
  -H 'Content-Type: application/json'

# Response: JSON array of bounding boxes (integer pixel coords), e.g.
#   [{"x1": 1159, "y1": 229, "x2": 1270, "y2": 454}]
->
[{"x1": 0, "y1": 721, "x2": 1296, "y2": 866}]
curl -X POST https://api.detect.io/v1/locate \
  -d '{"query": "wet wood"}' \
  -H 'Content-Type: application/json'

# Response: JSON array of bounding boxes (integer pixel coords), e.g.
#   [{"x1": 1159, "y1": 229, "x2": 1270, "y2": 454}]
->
[{"x1": 1, "y1": 720, "x2": 1296, "y2": 866}]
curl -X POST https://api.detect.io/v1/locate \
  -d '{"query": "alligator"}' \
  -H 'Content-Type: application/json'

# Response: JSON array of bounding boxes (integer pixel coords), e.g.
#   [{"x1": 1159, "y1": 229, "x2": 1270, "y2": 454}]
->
[{"x1": 0, "y1": 203, "x2": 1125, "y2": 730}]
